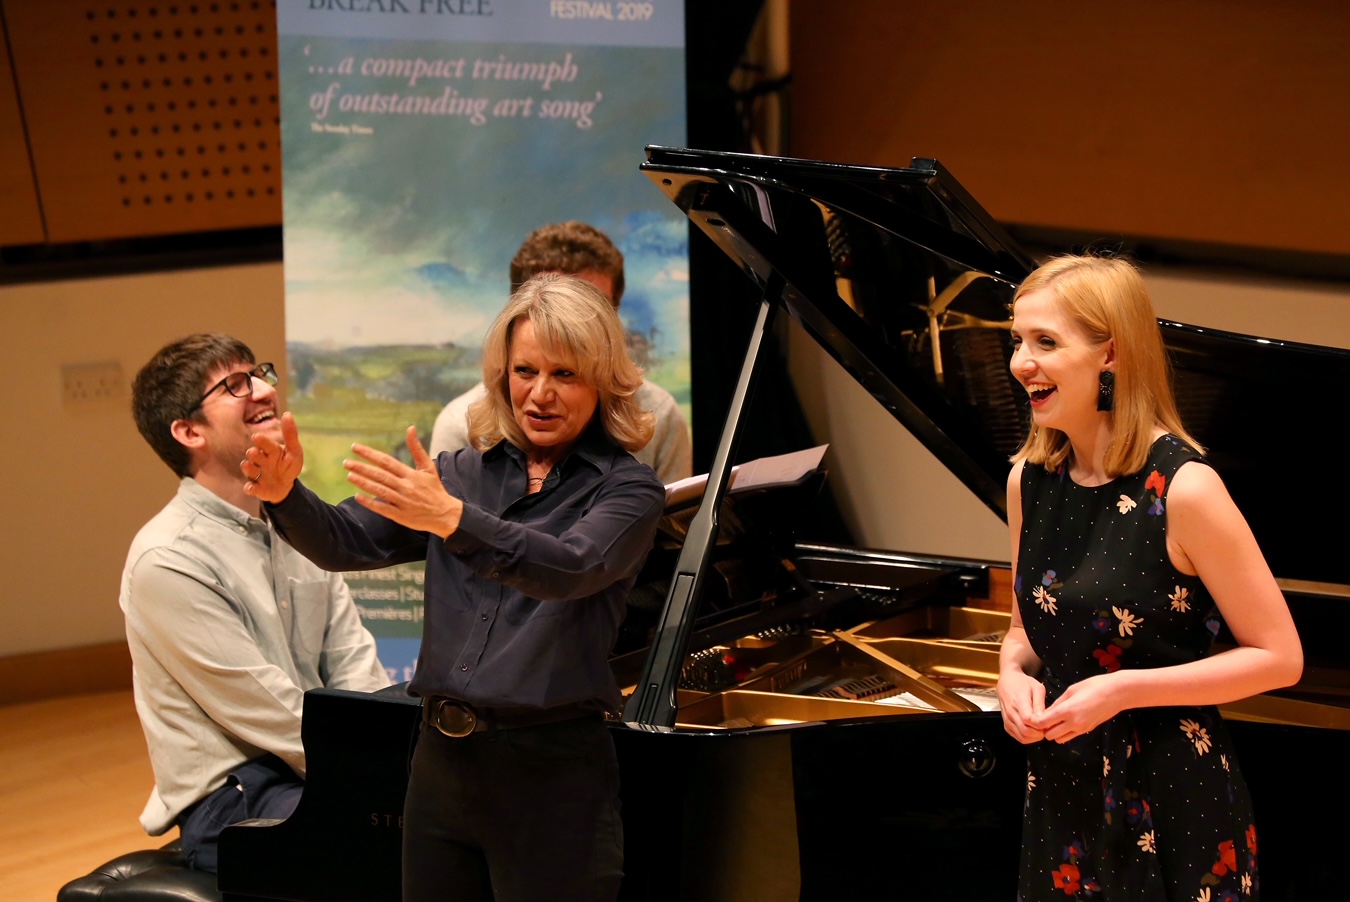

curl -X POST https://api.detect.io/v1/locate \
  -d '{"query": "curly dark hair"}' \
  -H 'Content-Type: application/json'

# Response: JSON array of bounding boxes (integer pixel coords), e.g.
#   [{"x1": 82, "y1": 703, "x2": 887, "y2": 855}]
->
[{"x1": 509, "y1": 221, "x2": 624, "y2": 306}]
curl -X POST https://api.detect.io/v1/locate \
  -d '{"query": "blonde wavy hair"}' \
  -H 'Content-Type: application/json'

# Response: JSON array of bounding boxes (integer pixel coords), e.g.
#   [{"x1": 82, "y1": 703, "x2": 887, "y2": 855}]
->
[
  {"x1": 467, "y1": 273, "x2": 655, "y2": 453},
  {"x1": 1011, "y1": 254, "x2": 1202, "y2": 477}
]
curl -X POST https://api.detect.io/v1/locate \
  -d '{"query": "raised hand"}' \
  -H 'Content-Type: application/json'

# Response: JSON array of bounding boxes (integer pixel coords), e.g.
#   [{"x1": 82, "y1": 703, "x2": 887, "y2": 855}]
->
[
  {"x1": 243, "y1": 411, "x2": 305, "y2": 503},
  {"x1": 344, "y1": 426, "x2": 463, "y2": 538}
]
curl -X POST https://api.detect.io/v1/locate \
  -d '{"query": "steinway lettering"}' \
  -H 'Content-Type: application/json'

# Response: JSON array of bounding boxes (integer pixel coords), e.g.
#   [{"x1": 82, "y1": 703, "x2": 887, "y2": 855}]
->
[{"x1": 370, "y1": 812, "x2": 406, "y2": 828}]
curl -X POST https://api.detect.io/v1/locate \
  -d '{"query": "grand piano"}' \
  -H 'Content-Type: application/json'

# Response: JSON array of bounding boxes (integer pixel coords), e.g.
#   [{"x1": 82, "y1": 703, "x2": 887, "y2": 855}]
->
[{"x1": 219, "y1": 148, "x2": 1350, "y2": 902}]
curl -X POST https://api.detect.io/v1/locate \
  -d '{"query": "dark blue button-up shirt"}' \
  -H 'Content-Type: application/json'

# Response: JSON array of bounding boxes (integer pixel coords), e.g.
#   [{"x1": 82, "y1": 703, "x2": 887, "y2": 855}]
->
[{"x1": 268, "y1": 429, "x2": 665, "y2": 712}]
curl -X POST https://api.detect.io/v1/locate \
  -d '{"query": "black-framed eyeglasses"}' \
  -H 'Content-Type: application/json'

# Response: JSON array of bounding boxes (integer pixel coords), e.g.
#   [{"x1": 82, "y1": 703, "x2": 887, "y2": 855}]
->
[{"x1": 186, "y1": 362, "x2": 278, "y2": 415}]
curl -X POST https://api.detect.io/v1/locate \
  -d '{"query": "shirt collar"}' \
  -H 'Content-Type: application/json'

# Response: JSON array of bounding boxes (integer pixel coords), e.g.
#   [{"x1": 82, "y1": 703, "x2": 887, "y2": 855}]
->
[
  {"x1": 176, "y1": 477, "x2": 267, "y2": 528},
  {"x1": 485, "y1": 421, "x2": 621, "y2": 477}
]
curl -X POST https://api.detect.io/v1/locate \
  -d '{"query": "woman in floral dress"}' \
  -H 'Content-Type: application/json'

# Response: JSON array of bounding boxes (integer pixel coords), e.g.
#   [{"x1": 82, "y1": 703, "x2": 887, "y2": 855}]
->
[{"x1": 996, "y1": 255, "x2": 1303, "y2": 901}]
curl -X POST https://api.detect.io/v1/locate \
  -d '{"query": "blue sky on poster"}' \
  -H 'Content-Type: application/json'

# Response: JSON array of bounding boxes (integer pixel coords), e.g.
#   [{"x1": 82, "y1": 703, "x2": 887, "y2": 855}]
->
[
  {"x1": 278, "y1": 33, "x2": 688, "y2": 353},
  {"x1": 276, "y1": 2, "x2": 687, "y2": 675}
]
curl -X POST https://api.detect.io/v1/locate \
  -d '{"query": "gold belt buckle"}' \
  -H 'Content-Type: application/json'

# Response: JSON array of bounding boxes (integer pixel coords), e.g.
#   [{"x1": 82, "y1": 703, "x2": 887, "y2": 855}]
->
[{"x1": 429, "y1": 699, "x2": 478, "y2": 738}]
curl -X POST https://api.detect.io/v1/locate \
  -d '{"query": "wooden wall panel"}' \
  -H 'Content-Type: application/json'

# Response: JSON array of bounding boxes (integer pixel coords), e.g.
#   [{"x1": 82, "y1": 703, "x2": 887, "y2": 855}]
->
[
  {"x1": 2, "y1": 0, "x2": 282, "y2": 243},
  {"x1": 788, "y1": 0, "x2": 1350, "y2": 256},
  {"x1": 0, "y1": 19, "x2": 45, "y2": 245}
]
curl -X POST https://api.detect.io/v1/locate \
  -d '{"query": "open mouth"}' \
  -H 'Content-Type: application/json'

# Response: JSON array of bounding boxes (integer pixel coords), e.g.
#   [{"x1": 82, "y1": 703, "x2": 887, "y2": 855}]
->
[
  {"x1": 1028, "y1": 385, "x2": 1056, "y2": 403},
  {"x1": 246, "y1": 410, "x2": 277, "y2": 426}
]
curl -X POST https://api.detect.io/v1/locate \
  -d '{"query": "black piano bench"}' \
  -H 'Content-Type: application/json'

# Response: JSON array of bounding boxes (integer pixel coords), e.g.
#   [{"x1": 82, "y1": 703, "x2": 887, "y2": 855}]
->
[{"x1": 57, "y1": 840, "x2": 223, "y2": 902}]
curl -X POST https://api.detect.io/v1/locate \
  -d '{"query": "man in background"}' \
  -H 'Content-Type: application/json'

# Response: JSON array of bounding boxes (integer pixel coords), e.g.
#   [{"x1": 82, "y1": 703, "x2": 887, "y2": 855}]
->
[
  {"x1": 430, "y1": 221, "x2": 693, "y2": 483},
  {"x1": 122, "y1": 332, "x2": 389, "y2": 871}
]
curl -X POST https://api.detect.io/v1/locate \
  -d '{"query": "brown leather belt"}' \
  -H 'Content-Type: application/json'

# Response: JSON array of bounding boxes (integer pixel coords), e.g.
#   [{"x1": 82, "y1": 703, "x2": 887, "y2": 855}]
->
[{"x1": 423, "y1": 697, "x2": 596, "y2": 738}]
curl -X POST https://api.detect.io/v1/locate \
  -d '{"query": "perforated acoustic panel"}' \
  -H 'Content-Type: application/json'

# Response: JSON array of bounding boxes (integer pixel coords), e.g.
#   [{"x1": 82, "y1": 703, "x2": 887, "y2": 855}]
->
[{"x1": 3, "y1": 0, "x2": 282, "y2": 243}]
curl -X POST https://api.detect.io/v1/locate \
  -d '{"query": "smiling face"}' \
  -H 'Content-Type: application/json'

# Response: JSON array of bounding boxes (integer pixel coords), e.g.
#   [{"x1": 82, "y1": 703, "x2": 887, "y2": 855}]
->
[
  {"x1": 507, "y1": 317, "x2": 599, "y2": 459},
  {"x1": 1010, "y1": 287, "x2": 1113, "y2": 436},
  {"x1": 193, "y1": 361, "x2": 283, "y2": 474}
]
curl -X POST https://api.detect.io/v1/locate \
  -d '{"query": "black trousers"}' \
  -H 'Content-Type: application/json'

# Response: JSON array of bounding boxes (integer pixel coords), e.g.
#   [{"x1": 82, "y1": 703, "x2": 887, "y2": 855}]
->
[{"x1": 402, "y1": 716, "x2": 623, "y2": 902}]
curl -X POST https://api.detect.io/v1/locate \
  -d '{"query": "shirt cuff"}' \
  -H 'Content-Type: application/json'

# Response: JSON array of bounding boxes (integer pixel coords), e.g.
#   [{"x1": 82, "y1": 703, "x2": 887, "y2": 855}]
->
[{"x1": 441, "y1": 501, "x2": 489, "y2": 554}]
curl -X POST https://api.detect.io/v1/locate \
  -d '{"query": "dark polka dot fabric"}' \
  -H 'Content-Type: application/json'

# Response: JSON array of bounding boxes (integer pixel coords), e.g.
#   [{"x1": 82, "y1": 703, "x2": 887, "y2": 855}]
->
[{"x1": 1014, "y1": 435, "x2": 1258, "y2": 901}]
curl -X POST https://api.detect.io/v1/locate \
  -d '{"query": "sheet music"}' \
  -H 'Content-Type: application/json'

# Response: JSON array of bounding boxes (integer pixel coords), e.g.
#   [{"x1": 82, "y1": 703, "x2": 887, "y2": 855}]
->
[
  {"x1": 663, "y1": 444, "x2": 829, "y2": 507},
  {"x1": 876, "y1": 687, "x2": 1002, "y2": 713}
]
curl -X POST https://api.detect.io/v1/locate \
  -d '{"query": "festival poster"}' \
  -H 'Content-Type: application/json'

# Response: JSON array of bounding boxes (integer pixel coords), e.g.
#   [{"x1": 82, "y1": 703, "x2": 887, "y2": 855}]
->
[{"x1": 276, "y1": 1, "x2": 688, "y2": 681}]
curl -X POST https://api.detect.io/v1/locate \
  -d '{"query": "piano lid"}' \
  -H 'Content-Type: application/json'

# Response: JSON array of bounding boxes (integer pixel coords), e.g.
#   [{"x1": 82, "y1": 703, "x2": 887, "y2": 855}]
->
[{"x1": 641, "y1": 146, "x2": 1350, "y2": 587}]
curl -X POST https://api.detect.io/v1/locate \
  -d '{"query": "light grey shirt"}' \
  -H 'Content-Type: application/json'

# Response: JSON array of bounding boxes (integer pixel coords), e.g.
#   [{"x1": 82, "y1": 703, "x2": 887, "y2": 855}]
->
[
  {"x1": 120, "y1": 478, "x2": 389, "y2": 835},
  {"x1": 429, "y1": 381, "x2": 693, "y2": 484}
]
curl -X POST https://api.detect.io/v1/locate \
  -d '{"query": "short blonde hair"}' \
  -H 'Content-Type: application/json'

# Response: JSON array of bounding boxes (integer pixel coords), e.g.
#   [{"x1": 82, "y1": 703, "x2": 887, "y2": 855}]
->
[
  {"x1": 1011, "y1": 254, "x2": 1202, "y2": 477},
  {"x1": 467, "y1": 273, "x2": 655, "y2": 453}
]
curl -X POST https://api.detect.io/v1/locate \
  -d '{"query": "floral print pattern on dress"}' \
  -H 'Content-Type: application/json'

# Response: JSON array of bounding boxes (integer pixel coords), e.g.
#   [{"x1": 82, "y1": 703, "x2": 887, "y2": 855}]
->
[
  {"x1": 1051, "y1": 863, "x2": 1081, "y2": 894},
  {"x1": 1181, "y1": 718, "x2": 1213, "y2": 755},
  {"x1": 1123, "y1": 792, "x2": 1153, "y2": 831},
  {"x1": 1046, "y1": 838, "x2": 1100, "y2": 897},
  {"x1": 1112, "y1": 606, "x2": 1143, "y2": 636},
  {"x1": 1093, "y1": 643, "x2": 1124, "y2": 673},
  {"x1": 1014, "y1": 437, "x2": 1254, "y2": 901},
  {"x1": 1034, "y1": 585, "x2": 1058, "y2": 615},
  {"x1": 1144, "y1": 470, "x2": 1167, "y2": 516}
]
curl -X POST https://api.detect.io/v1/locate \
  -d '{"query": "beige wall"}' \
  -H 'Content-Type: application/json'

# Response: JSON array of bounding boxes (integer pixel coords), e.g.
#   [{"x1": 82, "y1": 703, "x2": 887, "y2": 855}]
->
[
  {"x1": 0, "y1": 263, "x2": 286, "y2": 658},
  {"x1": 787, "y1": 0, "x2": 1350, "y2": 255}
]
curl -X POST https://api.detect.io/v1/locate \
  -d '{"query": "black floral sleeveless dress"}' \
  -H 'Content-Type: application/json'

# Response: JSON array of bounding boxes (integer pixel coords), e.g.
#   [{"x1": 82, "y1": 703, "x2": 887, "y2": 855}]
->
[{"x1": 1014, "y1": 434, "x2": 1259, "y2": 901}]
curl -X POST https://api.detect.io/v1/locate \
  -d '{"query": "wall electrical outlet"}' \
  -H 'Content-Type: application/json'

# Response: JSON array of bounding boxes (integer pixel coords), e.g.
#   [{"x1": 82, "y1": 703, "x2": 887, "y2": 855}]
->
[{"x1": 62, "y1": 361, "x2": 124, "y2": 403}]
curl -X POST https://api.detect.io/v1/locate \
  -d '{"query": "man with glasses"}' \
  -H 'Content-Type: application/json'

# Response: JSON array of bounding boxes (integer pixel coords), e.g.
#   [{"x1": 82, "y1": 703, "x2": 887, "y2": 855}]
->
[{"x1": 121, "y1": 332, "x2": 389, "y2": 871}]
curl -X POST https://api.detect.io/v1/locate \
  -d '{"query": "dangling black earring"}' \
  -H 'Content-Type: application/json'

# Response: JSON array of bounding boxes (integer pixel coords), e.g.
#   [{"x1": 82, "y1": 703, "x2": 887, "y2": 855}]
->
[{"x1": 1097, "y1": 371, "x2": 1115, "y2": 412}]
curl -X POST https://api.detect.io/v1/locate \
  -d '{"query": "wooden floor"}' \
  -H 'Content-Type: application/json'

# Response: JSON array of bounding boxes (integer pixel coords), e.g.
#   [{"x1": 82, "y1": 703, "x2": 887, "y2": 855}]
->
[{"x1": 0, "y1": 689, "x2": 168, "y2": 902}]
